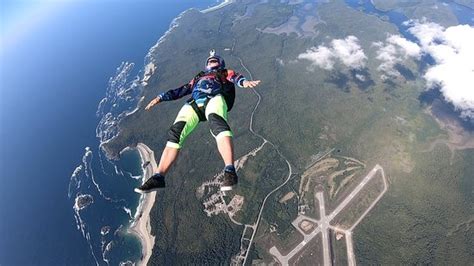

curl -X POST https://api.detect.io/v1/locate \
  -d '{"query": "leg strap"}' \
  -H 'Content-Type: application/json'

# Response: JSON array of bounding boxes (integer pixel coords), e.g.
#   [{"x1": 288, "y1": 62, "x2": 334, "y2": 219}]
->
[{"x1": 187, "y1": 97, "x2": 209, "y2": 122}]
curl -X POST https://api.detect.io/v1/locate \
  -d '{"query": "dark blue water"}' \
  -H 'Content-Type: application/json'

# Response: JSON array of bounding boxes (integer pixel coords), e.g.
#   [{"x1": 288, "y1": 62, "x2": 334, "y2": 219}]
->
[
  {"x1": 0, "y1": 0, "x2": 217, "y2": 264},
  {"x1": 68, "y1": 146, "x2": 144, "y2": 264},
  {"x1": 441, "y1": 0, "x2": 474, "y2": 25},
  {"x1": 345, "y1": 0, "x2": 474, "y2": 31},
  {"x1": 344, "y1": 0, "x2": 417, "y2": 42}
]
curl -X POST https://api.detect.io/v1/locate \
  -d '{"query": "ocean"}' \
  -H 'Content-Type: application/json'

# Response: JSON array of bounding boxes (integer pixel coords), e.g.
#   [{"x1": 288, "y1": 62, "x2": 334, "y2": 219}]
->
[
  {"x1": 2, "y1": 0, "x2": 471, "y2": 264},
  {"x1": 344, "y1": 0, "x2": 474, "y2": 29},
  {"x1": 0, "y1": 0, "x2": 217, "y2": 264}
]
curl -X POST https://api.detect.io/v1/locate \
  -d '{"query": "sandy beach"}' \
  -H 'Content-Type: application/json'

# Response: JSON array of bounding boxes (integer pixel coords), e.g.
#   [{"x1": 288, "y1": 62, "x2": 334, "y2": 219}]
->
[
  {"x1": 201, "y1": 0, "x2": 235, "y2": 13},
  {"x1": 127, "y1": 143, "x2": 158, "y2": 265}
]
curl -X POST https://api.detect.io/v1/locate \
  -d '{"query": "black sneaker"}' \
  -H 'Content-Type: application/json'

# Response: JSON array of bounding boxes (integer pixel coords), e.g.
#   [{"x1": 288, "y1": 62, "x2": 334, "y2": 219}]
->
[
  {"x1": 221, "y1": 170, "x2": 238, "y2": 191},
  {"x1": 134, "y1": 173, "x2": 165, "y2": 194}
]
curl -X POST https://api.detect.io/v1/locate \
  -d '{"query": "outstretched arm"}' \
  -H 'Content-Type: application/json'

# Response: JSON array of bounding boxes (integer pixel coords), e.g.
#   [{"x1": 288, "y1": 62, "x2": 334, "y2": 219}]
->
[
  {"x1": 145, "y1": 81, "x2": 194, "y2": 110},
  {"x1": 158, "y1": 82, "x2": 193, "y2": 101},
  {"x1": 225, "y1": 69, "x2": 261, "y2": 89},
  {"x1": 145, "y1": 96, "x2": 161, "y2": 110}
]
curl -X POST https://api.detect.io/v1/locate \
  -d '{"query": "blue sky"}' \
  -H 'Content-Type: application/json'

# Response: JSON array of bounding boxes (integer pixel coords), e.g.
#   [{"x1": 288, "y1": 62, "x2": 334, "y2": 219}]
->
[{"x1": 0, "y1": 0, "x2": 216, "y2": 263}]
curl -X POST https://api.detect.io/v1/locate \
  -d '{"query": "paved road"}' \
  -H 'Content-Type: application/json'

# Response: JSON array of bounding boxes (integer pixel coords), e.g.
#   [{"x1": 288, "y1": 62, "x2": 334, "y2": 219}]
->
[
  {"x1": 328, "y1": 166, "x2": 380, "y2": 221},
  {"x1": 269, "y1": 165, "x2": 388, "y2": 266},
  {"x1": 233, "y1": 55, "x2": 295, "y2": 265},
  {"x1": 234, "y1": 54, "x2": 337, "y2": 265},
  {"x1": 269, "y1": 225, "x2": 321, "y2": 265},
  {"x1": 349, "y1": 166, "x2": 386, "y2": 230},
  {"x1": 231, "y1": 55, "x2": 389, "y2": 266},
  {"x1": 345, "y1": 232, "x2": 355, "y2": 266},
  {"x1": 316, "y1": 192, "x2": 331, "y2": 266}
]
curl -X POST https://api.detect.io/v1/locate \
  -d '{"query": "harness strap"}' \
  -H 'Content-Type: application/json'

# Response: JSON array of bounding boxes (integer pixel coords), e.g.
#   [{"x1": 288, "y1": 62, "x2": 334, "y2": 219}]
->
[
  {"x1": 187, "y1": 69, "x2": 229, "y2": 121},
  {"x1": 192, "y1": 70, "x2": 227, "y2": 92},
  {"x1": 187, "y1": 97, "x2": 210, "y2": 122}
]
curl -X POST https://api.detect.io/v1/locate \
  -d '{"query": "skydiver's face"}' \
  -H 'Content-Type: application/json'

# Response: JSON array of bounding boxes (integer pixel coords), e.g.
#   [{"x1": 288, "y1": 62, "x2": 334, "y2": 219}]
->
[{"x1": 207, "y1": 59, "x2": 219, "y2": 68}]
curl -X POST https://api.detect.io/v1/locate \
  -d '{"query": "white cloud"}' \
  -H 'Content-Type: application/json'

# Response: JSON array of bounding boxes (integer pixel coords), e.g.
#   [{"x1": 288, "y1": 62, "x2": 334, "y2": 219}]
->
[
  {"x1": 375, "y1": 21, "x2": 474, "y2": 119},
  {"x1": 298, "y1": 45, "x2": 335, "y2": 70},
  {"x1": 298, "y1": 35, "x2": 367, "y2": 71},
  {"x1": 409, "y1": 22, "x2": 474, "y2": 119},
  {"x1": 331, "y1": 36, "x2": 367, "y2": 69},
  {"x1": 374, "y1": 42, "x2": 401, "y2": 80},
  {"x1": 373, "y1": 34, "x2": 421, "y2": 80},
  {"x1": 407, "y1": 21, "x2": 445, "y2": 48},
  {"x1": 387, "y1": 35, "x2": 422, "y2": 58}
]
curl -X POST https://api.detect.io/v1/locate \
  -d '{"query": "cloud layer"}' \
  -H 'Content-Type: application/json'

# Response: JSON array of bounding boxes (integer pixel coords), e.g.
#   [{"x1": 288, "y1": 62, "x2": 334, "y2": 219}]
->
[
  {"x1": 374, "y1": 21, "x2": 474, "y2": 120},
  {"x1": 296, "y1": 23, "x2": 473, "y2": 120},
  {"x1": 298, "y1": 36, "x2": 367, "y2": 70},
  {"x1": 373, "y1": 35, "x2": 421, "y2": 80},
  {"x1": 412, "y1": 22, "x2": 474, "y2": 119}
]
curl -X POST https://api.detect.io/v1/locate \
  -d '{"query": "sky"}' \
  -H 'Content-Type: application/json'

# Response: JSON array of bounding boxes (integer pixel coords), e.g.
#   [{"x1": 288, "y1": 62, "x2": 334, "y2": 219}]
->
[
  {"x1": 0, "y1": 0, "x2": 471, "y2": 263},
  {"x1": 0, "y1": 0, "x2": 216, "y2": 263}
]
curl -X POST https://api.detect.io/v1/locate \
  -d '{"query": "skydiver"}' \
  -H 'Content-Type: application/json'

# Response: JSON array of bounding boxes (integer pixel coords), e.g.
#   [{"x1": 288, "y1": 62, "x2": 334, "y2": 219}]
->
[{"x1": 135, "y1": 50, "x2": 261, "y2": 193}]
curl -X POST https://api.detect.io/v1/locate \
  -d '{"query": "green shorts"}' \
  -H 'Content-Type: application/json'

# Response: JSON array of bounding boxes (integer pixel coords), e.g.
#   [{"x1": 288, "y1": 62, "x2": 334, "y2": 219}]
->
[{"x1": 166, "y1": 95, "x2": 233, "y2": 149}]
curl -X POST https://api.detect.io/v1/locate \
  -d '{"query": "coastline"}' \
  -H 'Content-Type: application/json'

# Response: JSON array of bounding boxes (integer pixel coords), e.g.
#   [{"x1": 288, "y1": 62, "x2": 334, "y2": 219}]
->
[
  {"x1": 127, "y1": 143, "x2": 158, "y2": 265},
  {"x1": 100, "y1": 0, "x2": 235, "y2": 161},
  {"x1": 201, "y1": 0, "x2": 235, "y2": 13},
  {"x1": 107, "y1": 1, "x2": 235, "y2": 263}
]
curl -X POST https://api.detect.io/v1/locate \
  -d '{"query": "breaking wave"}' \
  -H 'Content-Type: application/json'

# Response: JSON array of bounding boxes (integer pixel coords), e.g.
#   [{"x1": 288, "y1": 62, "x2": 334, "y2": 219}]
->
[
  {"x1": 68, "y1": 1, "x2": 233, "y2": 264},
  {"x1": 96, "y1": 62, "x2": 145, "y2": 146},
  {"x1": 68, "y1": 146, "x2": 143, "y2": 265}
]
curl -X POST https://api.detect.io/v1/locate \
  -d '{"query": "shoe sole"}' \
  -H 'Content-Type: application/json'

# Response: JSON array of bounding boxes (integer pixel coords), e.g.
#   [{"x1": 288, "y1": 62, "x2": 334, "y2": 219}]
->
[{"x1": 134, "y1": 187, "x2": 162, "y2": 194}]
